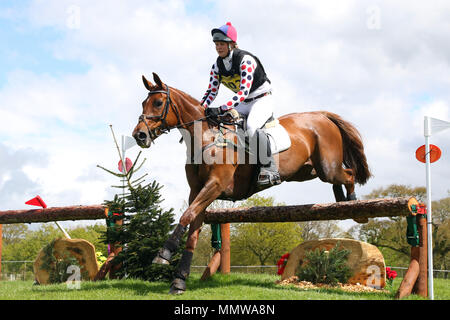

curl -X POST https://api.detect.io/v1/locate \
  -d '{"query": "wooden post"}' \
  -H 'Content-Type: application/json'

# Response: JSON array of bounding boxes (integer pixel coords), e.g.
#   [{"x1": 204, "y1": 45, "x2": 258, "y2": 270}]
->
[
  {"x1": 220, "y1": 223, "x2": 230, "y2": 274},
  {"x1": 200, "y1": 251, "x2": 221, "y2": 281},
  {"x1": 413, "y1": 214, "x2": 428, "y2": 297},
  {"x1": 396, "y1": 201, "x2": 428, "y2": 299},
  {"x1": 108, "y1": 218, "x2": 123, "y2": 280}
]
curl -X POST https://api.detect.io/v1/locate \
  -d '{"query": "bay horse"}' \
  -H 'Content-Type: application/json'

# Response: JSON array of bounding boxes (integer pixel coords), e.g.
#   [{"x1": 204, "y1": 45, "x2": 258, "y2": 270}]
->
[{"x1": 132, "y1": 73, "x2": 371, "y2": 294}]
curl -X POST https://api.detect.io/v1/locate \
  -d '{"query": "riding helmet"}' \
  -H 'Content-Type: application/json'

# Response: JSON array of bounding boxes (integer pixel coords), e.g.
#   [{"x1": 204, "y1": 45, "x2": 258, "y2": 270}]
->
[{"x1": 211, "y1": 22, "x2": 237, "y2": 42}]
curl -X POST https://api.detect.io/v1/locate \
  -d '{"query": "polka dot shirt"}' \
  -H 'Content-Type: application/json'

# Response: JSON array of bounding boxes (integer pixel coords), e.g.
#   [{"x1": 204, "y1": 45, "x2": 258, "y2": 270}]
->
[{"x1": 202, "y1": 54, "x2": 257, "y2": 111}]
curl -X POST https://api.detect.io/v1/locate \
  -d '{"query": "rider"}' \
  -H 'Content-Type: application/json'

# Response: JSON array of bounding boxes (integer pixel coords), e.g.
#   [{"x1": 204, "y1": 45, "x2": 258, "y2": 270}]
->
[{"x1": 202, "y1": 22, "x2": 281, "y2": 187}]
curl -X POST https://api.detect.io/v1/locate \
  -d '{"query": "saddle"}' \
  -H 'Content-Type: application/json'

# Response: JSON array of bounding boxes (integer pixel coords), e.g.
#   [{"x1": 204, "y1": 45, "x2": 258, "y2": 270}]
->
[
  {"x1": 204, "y1": 114, "x2": 291, "y2": 155},
  {"x1": 240, "y1": 115, "x2": 291, "y2": 154}
]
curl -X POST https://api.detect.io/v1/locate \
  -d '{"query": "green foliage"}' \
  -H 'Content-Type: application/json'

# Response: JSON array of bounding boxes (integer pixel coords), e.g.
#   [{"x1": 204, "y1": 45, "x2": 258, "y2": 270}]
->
[
  {"x1": 232, "y1": 222, "x2": 302, "y2": 265},
  {"x1": 231, "y1": 195, "x2": 302, "y2": 265},
  {"x1": 98, "y1": 150, "x2": 182, "y2": 281},
  {"x1": 296, "y1": 243, "x2": 352, "y2": 286}
]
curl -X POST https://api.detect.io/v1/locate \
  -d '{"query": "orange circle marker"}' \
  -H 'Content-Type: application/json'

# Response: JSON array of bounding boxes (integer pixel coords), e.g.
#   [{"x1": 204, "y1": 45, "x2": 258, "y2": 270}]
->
[{"x1": 415, "y1": 144, "x2": 442, "y2": 163}]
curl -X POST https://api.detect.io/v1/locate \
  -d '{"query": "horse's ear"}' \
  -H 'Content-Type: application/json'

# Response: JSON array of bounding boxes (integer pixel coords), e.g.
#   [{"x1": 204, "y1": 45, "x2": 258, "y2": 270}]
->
[
  {"x1": 142, "y1": 75, "x2": 153, "y2": 91},
  {"x1": 152, "y1": 72, "x2": 164, "y2": 89}
]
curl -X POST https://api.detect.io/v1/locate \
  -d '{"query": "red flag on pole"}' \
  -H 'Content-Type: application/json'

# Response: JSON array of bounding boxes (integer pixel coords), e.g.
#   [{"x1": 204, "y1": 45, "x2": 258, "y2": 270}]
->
[{"x1": 25, "y1": 195, "x2": 47, "y2": 209}]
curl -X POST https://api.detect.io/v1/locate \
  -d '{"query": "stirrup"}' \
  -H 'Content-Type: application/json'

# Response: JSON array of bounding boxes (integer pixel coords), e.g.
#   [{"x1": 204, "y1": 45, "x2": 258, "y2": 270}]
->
[{"x1": 257, "y1": 170, "x2": 281, "y2": 187}]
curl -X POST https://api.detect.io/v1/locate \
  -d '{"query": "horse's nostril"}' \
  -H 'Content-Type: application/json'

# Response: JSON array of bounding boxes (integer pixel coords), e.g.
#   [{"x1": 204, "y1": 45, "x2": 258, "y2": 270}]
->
[{"x1": 138, "y1": 131, "x2": 147, "y2": 141}]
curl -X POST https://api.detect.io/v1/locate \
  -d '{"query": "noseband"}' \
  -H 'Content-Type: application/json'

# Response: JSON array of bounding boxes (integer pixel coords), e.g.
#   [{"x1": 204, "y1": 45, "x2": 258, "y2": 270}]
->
[{"x1": 138, "y1": 84, "x2": 182, "y2": 141}]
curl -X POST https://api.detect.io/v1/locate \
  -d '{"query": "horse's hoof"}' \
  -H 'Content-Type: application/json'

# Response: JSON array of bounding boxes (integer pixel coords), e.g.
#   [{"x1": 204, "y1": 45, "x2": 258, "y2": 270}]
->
[
  {"x1": 169, "y1": 278, "x2": 186, "y2": 295},
  {"x1": 169, "y1": 288, "x2": 185, "y2": 295},
  {"x1": 353, "y1": 217, "x2": 369, "y2": 224},
  {"x1": 152, "y1": 255, "x2": 170, "y2": 265}
]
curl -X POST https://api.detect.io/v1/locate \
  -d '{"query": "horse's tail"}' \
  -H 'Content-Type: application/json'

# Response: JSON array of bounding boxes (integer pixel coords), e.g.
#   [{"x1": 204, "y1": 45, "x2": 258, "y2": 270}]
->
[{"x1": 321, "y1": 111, "x2": 372, "y2": 185}]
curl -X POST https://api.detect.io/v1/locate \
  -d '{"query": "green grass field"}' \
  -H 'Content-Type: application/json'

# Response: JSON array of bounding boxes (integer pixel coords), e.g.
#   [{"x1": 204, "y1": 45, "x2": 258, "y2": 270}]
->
[{"x1": 0, "y1": 273, "x2": 448, "y2": 300}]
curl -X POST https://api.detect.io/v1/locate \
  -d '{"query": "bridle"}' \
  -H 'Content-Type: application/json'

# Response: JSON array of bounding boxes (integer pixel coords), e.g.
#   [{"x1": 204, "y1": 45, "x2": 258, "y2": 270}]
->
[{"x1": 138, "y1": 84, "x2": 186, "y2": 141}]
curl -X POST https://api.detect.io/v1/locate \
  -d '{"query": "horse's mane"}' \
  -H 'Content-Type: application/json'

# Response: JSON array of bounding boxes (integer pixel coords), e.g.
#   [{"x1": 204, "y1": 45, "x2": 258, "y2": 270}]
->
[{"x1": 171, "y1": 87, "x2": 202, "y2": 108}]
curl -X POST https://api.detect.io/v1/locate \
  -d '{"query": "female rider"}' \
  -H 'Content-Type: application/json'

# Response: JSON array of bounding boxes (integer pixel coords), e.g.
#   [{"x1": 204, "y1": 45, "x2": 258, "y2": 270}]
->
[{"x1": 202, "y1": 22, "x2": 281, "y2": 187}]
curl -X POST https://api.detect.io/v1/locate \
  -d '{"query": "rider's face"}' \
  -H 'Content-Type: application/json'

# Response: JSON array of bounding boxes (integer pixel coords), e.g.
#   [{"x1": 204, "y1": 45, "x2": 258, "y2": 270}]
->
[{"x1": 215, "y1": 41, "x2": 229, "y2": 58}]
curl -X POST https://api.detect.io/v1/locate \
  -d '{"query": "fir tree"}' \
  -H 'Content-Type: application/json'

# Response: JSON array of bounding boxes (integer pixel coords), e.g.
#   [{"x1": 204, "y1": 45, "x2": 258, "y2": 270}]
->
[{"x1": 98, "y1": 130, "x2": 185, "y2": 281}]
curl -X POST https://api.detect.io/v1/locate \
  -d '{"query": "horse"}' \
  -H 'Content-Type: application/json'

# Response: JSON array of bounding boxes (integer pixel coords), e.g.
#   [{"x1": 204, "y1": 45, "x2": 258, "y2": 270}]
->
[{"x1": 132, "y1": 72, "x2": 371, "y2": 294}]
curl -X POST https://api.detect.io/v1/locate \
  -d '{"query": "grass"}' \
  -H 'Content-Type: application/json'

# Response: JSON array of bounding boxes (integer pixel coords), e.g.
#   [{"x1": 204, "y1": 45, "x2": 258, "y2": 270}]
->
[{"x1": 0, "y1": 273, "x2": 448, "y2": 300}]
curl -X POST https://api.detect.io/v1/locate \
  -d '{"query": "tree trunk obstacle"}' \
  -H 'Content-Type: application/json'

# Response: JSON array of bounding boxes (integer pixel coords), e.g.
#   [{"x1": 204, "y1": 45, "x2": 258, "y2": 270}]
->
[
  {"x1": 0, "y1": 197, "x2": 429, "y2": 298},
  {"x1": 0, "y1": 205, "x2": 106, "y2": 224},
  {"x1": 204, "y1": 197, "x2": 412, "y2": 223}
]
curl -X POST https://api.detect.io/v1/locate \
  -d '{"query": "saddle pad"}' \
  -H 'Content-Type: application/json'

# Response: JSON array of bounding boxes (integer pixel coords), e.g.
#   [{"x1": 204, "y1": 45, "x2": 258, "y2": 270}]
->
[{"x1": 263, "y1": 119, "x2": 291, "y2": 154}]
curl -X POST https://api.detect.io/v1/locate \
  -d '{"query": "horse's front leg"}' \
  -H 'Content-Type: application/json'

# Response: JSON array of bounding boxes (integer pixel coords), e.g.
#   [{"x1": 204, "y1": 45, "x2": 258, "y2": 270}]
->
[
  {"x1": 152, "y1": 176, "x2": 225, "y2": 264},
  {"x1": 153, "y1": 171, "x2": 231, "y2": 292}
]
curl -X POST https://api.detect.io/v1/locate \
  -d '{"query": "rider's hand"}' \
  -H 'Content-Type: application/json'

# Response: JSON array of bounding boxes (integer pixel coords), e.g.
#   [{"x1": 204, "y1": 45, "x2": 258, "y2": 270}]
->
[{"x1": 205, "y1": 107, "x2": 222, "y2": 118}]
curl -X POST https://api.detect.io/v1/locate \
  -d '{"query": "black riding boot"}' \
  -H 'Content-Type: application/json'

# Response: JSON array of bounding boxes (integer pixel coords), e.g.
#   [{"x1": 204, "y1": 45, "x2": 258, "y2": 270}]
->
[
  {"x1": 169, "y1": 250, "x2": 193, "y2": 295},
  {"x1": 152, "y1": 224, "x2": 187, "y2": 265},
  {"x1": 256, "y1": 129, "x2": 281, "y2": 187}
]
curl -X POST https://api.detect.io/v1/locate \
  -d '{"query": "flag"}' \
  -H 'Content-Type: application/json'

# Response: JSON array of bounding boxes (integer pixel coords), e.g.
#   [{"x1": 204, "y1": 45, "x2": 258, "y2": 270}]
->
[
  {"x1": 425, "y1": 116, "x2": 450, "y2": 136},
  {"x1": 122, "y1": 135, "x2": 137, "y2": 151},
  {"x1": 430, "y1": 117, "x2": 450, "y2": 134},
  {"x1": 25, "y1": 195, "x2": 47, "y2": 208}
]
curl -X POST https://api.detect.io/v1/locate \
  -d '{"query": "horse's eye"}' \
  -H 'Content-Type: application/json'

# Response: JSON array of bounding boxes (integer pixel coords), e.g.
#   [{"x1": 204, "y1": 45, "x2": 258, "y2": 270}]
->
[{"x1": 153, "y1": 99, "x2": 163, "y2": 108}]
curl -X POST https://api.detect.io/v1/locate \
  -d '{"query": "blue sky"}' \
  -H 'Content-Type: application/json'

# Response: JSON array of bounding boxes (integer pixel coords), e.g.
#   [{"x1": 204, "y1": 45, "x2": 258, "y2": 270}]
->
[{"x1": 0, "y1": 2, "x2": 89, "y2": 87}]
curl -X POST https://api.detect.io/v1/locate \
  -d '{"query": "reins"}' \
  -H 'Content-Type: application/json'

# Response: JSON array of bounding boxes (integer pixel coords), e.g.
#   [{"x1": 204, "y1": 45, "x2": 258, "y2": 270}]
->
[{"x1": 139, "y1": 84, "x2": 244, "y2": 149}]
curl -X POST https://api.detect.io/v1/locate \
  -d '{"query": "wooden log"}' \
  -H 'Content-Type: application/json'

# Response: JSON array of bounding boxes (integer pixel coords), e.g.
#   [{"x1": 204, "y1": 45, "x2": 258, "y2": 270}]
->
[
  {"x1": 413, "y1": 214, "x2": 428, "y2": 297},
  {"x1": 0, "y1": 205, "x2": 106, "y2": 224},
  {"x1": 204, "y1": 197, "x2": 412, "y2": 224},
  {"x1": 220, "y1": 223, "x2": 230, "y2": 274},
  {"x1": 396, "y1": 248, "x2": 420, "y2": 299},
  {"x1": 395, "y1": 214, "x2": 428, "y2": 299},
  {"x1": 200, "y1": 250, "x2": 221, "y2": 281}
]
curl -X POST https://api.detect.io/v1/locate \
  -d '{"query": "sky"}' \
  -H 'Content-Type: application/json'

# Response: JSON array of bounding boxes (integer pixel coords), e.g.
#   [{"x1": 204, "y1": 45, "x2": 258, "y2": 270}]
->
[{"x1": 0, "y1": 0, "x2": 449, "y2": 232}]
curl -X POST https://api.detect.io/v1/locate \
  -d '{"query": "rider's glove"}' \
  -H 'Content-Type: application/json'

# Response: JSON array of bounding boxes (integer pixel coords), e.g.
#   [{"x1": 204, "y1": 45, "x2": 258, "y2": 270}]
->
[
  {"x1": 205, "y1": 107, "x2": 222, "y2": 118},
  {"x1": 223, "y1": 108, "x2": 240, "y2": 121}
]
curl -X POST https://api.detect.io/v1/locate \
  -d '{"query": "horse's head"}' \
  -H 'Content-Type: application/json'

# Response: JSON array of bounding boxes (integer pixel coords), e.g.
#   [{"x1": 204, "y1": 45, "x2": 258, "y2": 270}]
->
[{"x1": 133, "y1": 73, "x2": 181, "y2": 148}]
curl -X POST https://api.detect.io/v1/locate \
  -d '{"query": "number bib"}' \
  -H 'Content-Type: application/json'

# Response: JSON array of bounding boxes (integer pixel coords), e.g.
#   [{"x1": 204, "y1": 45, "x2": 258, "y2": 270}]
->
[{"x1": 220, "y1": 74, "x2": 241, "y2": 93}]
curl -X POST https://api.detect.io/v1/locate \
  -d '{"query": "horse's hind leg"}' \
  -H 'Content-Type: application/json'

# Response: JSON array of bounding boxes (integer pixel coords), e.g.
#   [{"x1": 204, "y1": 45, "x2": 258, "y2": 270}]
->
[
  {"x1": 332, "y1": 168, "x2": 357, "y2": 201},
  {"x1": 342, "y1": 168, "x2": 357, "y2": 201},
  {"x1": 333, "y1": 184, "x2": 346, "y2": 202}
]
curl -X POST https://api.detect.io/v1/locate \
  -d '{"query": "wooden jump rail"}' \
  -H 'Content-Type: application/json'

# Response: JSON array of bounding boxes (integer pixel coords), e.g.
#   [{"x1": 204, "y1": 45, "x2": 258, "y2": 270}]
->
[
  {"x1": 0, "y1": 205, "x2": 106, "y2": 224},
  {"x1": 204, "y1": 197, "x2": 412, "y2": 223}
]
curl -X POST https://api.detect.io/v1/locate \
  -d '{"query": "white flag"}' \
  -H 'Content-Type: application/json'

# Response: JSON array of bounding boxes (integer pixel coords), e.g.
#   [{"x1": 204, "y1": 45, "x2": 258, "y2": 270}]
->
[
  {"x1": 424, "y1": 116, "x2": 450, "y2": 136},
  {"x1": 122, "y1": 135, "x2": 137, "y2": 151},
  {"x1": 430, "y1": 117, "x2": 450, "y2": 134}
]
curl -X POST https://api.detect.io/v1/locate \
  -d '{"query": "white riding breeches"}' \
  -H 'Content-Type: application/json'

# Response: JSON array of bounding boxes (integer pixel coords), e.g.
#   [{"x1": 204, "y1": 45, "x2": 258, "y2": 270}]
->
[{"x1": 234, "y1": 93, "x2": 274, "y2": 138}]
